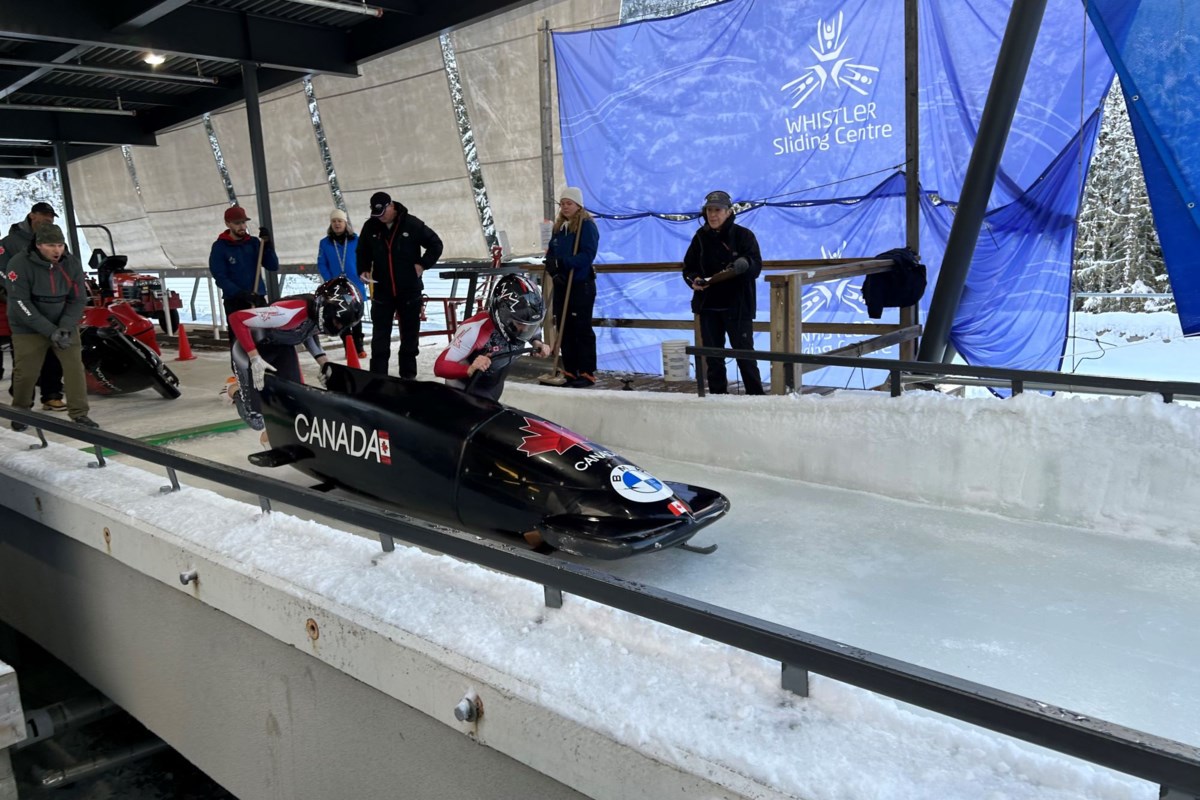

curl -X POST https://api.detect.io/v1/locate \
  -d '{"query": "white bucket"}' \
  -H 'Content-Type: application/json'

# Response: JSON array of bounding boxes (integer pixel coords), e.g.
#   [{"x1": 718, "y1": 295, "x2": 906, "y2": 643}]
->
[{"x1": 661, "y1": 339, "x2": 691, "y2": 382}]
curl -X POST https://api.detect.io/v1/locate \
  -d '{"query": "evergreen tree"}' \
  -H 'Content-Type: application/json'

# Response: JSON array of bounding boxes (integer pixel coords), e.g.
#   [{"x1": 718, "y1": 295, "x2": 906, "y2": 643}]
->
[{"x1": 1073, "y1": 79, "x2": 1172, "y2": 313}]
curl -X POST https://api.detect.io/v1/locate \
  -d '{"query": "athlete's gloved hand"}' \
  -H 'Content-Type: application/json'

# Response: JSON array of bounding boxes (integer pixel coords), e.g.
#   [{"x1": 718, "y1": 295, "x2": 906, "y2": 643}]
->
[
  {"x1": 50, "y1": 328, "x2": 73, "y2": 350},
  {"x1": 250, "y1": 355, "x2": 275, "y2": 390},
  {"x1": 731, "y1": 256, "x2": 750, "y2": 275},
  {"x1": 318, "y1": 361, "x2": 334, "y2": 389}
]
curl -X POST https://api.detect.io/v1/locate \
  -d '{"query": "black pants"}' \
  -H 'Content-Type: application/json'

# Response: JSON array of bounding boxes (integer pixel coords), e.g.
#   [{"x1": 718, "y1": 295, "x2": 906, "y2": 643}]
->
[
  {"x1": 230, "y1": 339, "x2": 301, "y2": 428},
  {"x1": 698, "y1": 309, "x2": 764, "y2": 395},
  {"x1": 369, "y1": 294, "x2": 422, "y2": 379},
  {"x1": 551, "y1": 278, "x2": 597, "y2": 377}
]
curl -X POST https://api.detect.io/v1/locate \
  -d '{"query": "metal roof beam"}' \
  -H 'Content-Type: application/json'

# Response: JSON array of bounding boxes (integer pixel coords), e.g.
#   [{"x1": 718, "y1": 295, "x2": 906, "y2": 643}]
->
[
  {"x1": 0, "y1": 108, "x2": 156, "y2": 146},
  {"x1": 348, "y1": 0, "x2": 518, "y2": 62},
  {"x1": 0, "y1": 2, "x2": 358, "y2": 77},
  {"x1": 10, "y1": 80, "x2": 182, "y2": 108},
  {"x1": 107, "y1": 0, "x2": 196, "y2": 31}
]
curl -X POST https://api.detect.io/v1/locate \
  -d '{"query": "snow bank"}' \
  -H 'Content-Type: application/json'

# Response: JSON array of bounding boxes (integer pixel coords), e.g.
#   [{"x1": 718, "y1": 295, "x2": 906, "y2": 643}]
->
[{"x1": 505, "y1": 384, "x2": 1200, "y2": 544}]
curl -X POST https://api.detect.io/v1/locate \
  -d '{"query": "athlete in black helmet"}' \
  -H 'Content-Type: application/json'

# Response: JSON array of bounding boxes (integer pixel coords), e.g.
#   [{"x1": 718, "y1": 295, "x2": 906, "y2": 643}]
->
[
  {"x1": 434, "y1": 274, "x2": 552, "y2": 400},
  {"x1": 226, "y1": 277, "x2": 364, "y2": 434}
]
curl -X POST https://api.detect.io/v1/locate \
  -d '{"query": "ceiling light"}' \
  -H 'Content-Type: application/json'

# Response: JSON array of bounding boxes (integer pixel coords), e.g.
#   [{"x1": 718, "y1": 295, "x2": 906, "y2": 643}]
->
[{"x1": 144, "y1": 53, "x2": 166, "y2": 66}]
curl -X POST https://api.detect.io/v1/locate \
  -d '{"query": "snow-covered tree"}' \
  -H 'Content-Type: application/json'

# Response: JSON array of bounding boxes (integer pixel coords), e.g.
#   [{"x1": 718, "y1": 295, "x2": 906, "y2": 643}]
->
[{"x1": 1073, "y1": 79, "x2": 1172, "y2": 313}]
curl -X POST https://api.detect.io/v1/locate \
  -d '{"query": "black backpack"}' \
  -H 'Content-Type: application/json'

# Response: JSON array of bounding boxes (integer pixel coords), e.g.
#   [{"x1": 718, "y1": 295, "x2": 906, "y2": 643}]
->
[{"x1": 862, "y1": 247, "x2": 927, "y2": 319}]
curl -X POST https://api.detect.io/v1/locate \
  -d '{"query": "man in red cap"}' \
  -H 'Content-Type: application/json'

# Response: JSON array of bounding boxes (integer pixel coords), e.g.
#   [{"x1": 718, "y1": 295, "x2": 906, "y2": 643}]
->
[
  {"x1": 356, "y1": 191, "x2": 442, "y2": 378},
  {"x1": 208, "y1": 205, "x2": 279, "y2": 335}
]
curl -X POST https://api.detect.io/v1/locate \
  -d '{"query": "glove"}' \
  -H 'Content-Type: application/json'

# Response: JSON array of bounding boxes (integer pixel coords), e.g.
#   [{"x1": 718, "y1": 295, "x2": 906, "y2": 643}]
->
[
  {"x1": 318, "y1": 361, "x2": 334, "y2": 389},
  {"x1": 250, "y1": 355, "x2": 276, "y2": 390},
  {"x1": 544, "y1": 255, "x2": 559, "y2": 278},
  {"x1": 50, "y1": 328, "x2": 73, "y2": 350},
  {"x1": 233, "y1": 290, "x2": 264, "y2": 309},
  {"x1": 258, "y1": 227, "x2": 272, "y2": 246},
  {"x1": 731, "y1": 256, "x2": 750, "y2": 275}
]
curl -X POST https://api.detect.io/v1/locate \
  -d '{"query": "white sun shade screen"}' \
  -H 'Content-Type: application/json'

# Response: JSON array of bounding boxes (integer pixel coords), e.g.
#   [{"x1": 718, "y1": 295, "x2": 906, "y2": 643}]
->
[
  {"x1": 127, "y1": 120, "x2": 231, "y2": 267},
  {"x1": 208, "y1": 82, "x2": 336, "y2": 268},
  {"x1": 67, "y1": 148, "x2": 172, "y2": 270},
  {"x1": 451, "y1": 0, "x2": 620, "y2": 257},
  {"x1": 311, "y1": 39, "x2": 487, "y2": 260}
]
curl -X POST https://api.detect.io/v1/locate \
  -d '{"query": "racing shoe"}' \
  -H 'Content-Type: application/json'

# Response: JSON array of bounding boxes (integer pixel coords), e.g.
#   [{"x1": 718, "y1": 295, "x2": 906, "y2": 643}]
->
[
  {"x1": 72, "y1": 415, "x2": 100, "y2": 429},
  {"x1": 41, "y1": 398, "x2": 67, "y2": 412}
]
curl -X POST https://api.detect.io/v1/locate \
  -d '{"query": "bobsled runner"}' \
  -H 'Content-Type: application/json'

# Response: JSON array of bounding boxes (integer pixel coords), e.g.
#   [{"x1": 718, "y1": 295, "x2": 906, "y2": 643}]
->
[
  {"x1": 249, "y1": 362, "x2": 728, "y2": 559},
  {"x1": 80, "y1": 304, "x2": 181, "y2": 399}
]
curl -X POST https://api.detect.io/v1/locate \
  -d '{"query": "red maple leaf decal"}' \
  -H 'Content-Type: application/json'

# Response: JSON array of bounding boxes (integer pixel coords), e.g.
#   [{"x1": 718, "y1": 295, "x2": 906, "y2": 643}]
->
[
  {"x1": 517, "y1": 416, "x2": 592, "y2": 457},
  {"x1": 6, "y1": 271, "x2": 15, "y2": 282}
]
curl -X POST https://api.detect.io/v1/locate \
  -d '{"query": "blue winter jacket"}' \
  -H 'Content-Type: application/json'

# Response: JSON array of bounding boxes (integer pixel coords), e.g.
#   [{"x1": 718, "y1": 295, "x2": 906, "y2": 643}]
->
[
  {"x1": 546, "y1": 217, "x2": 599, "y2": 282},
  {"x1": 208, "y1": 231, "x2": 279, "y2": 297},
  {"x1": 316, "y1": 233, "x2": 366, "y2": 300}
]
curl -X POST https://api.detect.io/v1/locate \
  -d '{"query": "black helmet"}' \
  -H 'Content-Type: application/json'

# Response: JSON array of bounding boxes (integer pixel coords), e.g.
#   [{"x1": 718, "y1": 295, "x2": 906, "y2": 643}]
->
[
  {"x1": 489, "y1": 274, "x2": 545, "y2": 344},
  {"x1": 314, "y1": 277, "x2": 363, "y2": 336}
]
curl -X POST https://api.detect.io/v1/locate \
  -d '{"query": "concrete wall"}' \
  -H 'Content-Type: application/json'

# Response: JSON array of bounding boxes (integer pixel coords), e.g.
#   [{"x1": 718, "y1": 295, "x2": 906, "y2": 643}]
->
[
  {"x1": 0, "y1": 511, "x2": 586, "y2": 800},
  {"x1": 0, "y1": 659, "x2": 22, "y2": 800}
]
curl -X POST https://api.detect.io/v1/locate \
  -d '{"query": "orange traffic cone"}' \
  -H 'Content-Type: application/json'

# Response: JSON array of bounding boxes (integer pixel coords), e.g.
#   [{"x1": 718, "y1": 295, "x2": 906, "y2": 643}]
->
[
  {"x1": 344, "y1": 334, "x2": 361, "y2": 369},
  {"x1": 175, "y1": 323, "x2": 197, "y2": 361}
]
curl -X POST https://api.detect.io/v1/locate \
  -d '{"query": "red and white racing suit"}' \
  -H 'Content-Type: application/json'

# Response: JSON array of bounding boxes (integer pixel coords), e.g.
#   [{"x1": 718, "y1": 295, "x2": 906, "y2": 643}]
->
[
  {"x1": 434, "y1": 311, "x2": 513, "y2": 400},
  {"x1": 229, "y1": 297, "x2": 325, "y2": 428}
]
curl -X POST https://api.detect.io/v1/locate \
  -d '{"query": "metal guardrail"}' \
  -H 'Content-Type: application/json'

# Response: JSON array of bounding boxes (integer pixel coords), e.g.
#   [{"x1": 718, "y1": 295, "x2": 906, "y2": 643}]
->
[
  {"x1": 687, "y1": 346, "x2": 1200, "y2": 401},
  {"x1": 1, "y1": 405, "x2": 1199, "y2": 796}
]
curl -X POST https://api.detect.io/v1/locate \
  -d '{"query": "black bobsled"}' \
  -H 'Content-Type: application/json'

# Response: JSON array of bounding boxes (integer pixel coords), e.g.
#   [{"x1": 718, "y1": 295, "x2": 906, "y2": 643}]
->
[
  {"x1": 81, "y1": 325, "x2": 181, "y2": 399},
  {"x1": 250, "y1": 363, "x2": 728, "y2": 559}
]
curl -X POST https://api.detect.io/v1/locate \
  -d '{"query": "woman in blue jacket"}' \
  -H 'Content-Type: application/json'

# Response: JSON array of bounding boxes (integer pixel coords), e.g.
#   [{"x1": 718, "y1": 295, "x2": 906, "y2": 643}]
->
[
  {"x1": 316, "y1": 208, "x2": 367, "y2": 357},
  {"x1": 544, "y1": 187, "x2": 599, "y2": 388}
]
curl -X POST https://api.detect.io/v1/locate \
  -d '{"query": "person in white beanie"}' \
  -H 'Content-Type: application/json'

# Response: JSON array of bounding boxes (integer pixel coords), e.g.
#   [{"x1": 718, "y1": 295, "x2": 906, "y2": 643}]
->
[
  {"x1": 544, "y1": 186, "x2": 599, "y2": 388},
  {"x1": 316, "y1": 208, "x2": 367, "y2": 357}
]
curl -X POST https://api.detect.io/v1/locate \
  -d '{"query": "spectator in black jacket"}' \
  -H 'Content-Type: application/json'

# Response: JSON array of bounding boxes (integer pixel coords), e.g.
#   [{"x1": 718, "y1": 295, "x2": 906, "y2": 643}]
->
[
  {"x1": 356, "y1": 191, "x2": 443, "y2": 378},
  {"x1": 681, "y1": 190, "x2": 765, "y2": 395}
]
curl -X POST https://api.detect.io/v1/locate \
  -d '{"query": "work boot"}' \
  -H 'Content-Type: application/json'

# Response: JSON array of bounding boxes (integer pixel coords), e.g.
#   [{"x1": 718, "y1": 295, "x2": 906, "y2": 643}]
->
[
  {"x1": 72, "y1": 415, "x2": 100, "y2": 429},
  {"x1": 41, "y1": 398, "x2": 67, "y2": 412}
]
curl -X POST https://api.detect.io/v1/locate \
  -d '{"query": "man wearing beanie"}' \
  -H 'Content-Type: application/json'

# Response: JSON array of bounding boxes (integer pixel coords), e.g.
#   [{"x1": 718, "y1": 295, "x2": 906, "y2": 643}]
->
[
  {"x1": 0, "y1": 201, "x2": 67, "y2": 410},
  {"x1": 682, "y1": 189, "x2": 765, "y2": 395},
  {"x1": 208, "y1": 205, "x2": 279, "y2": 333},
  {"x1": 356, "y1": 191, "x2": 443, "y2": 378},
  {"x1": 5, "y1": 222, "x2": 98, "y2": 429}
]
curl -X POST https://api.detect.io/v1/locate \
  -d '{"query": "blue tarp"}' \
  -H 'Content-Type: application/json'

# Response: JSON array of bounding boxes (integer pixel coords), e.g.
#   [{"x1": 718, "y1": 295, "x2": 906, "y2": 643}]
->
[
  {"x1": 553, "y1": 0, "x2": 1116, "y2": 379},
  {"x1": 1088, "y1": 0, "x2": 1200, "y2": 336}
]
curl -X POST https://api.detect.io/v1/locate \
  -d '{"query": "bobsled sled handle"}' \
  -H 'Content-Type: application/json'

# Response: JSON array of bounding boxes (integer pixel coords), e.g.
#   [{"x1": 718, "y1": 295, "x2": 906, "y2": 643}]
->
[{"x1": 463, "y1": 346, "x2": 535, "y2": 392}]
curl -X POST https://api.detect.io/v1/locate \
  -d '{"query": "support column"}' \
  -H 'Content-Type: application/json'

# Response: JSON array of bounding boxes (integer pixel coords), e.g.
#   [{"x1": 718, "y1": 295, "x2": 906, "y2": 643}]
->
[
  {"x1": 52, "y1": 141, "x2": 81, "y2": 257},
  {"x1": 916, "y1": 0, "x2": 1049, "y2": 363},
  {"x1": 900, "y1": 0, "x2": 919, "y2": 360},
  {"x1": 538, "y1": 20, "x2": 555, "y2": 222},
  {"x1": 241, "y1": 61, "x2": 280, "y2": 301}
]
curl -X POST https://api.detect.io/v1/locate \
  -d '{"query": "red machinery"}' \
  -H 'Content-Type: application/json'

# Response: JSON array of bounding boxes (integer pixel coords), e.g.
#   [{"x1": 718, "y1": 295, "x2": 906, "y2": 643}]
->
[{"x1": 88, "y1": 249, "x2": 182, "y2": 333}]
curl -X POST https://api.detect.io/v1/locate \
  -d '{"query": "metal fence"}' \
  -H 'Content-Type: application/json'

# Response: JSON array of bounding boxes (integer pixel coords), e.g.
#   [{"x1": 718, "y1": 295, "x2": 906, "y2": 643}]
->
[{"x1": 1, "y1": 404, "x2": 1198, "y2": 797}]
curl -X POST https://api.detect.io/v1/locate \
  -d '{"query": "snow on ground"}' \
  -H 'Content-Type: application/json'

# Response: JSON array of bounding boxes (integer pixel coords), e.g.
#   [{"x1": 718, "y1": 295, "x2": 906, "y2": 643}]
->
[
  {"x1": 0, "y1": 309, "x2": 1196, "y2": 799},
  {"x1": 0, "y1": 426, "x2": 1160, "y2": 800}
]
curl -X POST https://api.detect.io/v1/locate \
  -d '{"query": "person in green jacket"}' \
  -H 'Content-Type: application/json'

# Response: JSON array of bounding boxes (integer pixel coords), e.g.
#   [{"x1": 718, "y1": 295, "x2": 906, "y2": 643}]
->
[{"x1": 5, "y1": 223, "x2": 98, "y2": 430}]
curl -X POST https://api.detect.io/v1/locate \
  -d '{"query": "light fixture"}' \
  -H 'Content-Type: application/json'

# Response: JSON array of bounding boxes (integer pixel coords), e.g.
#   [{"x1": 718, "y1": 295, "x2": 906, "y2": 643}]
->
[
  {"x1": 144, "y1": 53, "x2": 166, "y2": 66},
  {"x1": 0, "y1": 58, "x2": 218, "y2": 85},
  {"x1": 0, "y1": 103, "x2": 137, "y2": 117},
  {"x1": 283, "y1": 0, "x2": 384, "y2": 18}
]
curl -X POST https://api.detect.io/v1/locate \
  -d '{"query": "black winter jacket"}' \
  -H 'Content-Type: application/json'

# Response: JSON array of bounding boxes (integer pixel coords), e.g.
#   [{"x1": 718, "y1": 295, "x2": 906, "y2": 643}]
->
[
  {"x1": 5, "y1": 248, "x2": 87, "y2": 336},
  {"x1": 681, "y1": 215, "x2": 762, "y2": 318},
  {"x1": 356, "y1": 202, "x2": 443, "y2": 301}
]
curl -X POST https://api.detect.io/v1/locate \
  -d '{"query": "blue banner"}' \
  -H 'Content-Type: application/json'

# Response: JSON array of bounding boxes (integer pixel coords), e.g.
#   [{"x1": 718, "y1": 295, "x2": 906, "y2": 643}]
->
[
  {"x1": 554, "y1": 0, "x2": 1115, "y2": 379},
  {"x1": 1088, "y1": 0, "x2": 1200, "y2": 336}
]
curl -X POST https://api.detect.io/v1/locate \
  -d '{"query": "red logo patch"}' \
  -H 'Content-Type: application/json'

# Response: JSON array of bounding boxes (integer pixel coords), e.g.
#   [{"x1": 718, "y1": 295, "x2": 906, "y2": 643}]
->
[
  {"x1": 517, "y1": 417, "x2": 592, "y2": 457},
  {"x1": 6, "y1": 271, "x2": 15, "y2": 283},
  {"x1": 378, "y1": 431, "x2": 391, "y2": 465}
]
